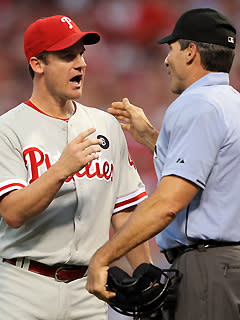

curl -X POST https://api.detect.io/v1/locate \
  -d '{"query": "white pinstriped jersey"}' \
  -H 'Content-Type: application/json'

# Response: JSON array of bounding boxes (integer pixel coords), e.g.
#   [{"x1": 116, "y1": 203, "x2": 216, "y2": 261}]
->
[{"x1": 0, "y1": 100, "x2": 147, "y2": 265}]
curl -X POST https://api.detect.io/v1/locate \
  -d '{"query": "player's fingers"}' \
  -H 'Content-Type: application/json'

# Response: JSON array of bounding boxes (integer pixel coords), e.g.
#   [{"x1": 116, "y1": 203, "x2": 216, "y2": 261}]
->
[
  {"x1": 80, "y1": 138, "x2": 102, "y2": 150},
  {"x1": 78, "y1": 146, "x2": 102, "y2": 168},
  {"x1": 85, "y1": 151, "x2": 101, "y2": 164},
  {"x1": 72, "y1": 128, "x2": 97, "y2": 144},
  {"x1": 83, "y1": 145, "x2": 101, "y2": 157}
]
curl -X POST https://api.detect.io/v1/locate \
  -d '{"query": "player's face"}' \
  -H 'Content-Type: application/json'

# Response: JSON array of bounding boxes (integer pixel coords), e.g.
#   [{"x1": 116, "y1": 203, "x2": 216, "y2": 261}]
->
[
  {"x1": 42, "y1": 40, "x2": 87, "y2": 101},
  {"x1": 164, "y1": 41, "x2": 188, "y2": 94}
]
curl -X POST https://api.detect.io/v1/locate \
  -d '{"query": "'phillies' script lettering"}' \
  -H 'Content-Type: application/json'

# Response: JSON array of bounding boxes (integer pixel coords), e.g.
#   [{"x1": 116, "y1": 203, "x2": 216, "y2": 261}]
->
[{"x1": 23, "y1": 146, "x2": 114, "y2": 184}]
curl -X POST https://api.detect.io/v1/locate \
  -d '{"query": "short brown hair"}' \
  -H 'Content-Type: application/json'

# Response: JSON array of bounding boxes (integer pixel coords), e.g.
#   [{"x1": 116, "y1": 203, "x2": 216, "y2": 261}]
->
[{"x1": 178, "y1": 39, "x2": 235, "y2": 73}]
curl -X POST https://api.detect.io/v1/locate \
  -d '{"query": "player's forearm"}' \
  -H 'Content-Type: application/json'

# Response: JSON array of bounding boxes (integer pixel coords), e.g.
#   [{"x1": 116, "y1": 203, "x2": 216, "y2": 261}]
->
[
  {"x1": 111, "y1": 209, "x2": 152, "y2": 269},
  {"x1": 0, "y1": 129, "x2": 102, "y2": 228},
  {"x1": 0, "y1": 163, "x2": 67, "y2": 228},
  {"x1": 93, "y1": 196, "x2": 176, "y2": 268},
  {"x1": 125, "y1": 242, "x2": 152, "y2": 270}
]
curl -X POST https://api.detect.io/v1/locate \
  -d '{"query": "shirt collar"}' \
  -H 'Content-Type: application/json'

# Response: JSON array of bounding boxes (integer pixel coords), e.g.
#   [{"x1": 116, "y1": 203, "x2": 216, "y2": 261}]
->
[{"x1": 182, "y1": 72, "x2": 230, "y2": 96}]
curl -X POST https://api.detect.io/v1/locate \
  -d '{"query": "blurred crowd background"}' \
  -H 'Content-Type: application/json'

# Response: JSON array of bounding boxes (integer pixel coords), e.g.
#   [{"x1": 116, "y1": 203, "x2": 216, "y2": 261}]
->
[{"x1": 0, "y1": 0, "x2": 240, "y2": 318}]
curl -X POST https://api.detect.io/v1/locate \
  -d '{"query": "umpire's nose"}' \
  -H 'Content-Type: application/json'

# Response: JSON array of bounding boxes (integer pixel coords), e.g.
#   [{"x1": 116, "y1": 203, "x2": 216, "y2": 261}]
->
[{"x1": 164, "y1": 54, "x2": 169, "y2": 68}]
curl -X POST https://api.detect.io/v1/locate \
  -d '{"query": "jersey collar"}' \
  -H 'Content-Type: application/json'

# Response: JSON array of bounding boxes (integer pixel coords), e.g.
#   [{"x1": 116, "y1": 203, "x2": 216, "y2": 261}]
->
[{"x1": 24, "y1": 99, "x2": 76, "y2": 122}]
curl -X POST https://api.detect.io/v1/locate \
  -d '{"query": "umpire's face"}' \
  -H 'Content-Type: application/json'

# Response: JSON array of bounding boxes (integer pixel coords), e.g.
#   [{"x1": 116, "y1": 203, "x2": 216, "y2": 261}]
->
[
  {"x1": 164, "y1": 40, "x2": 191, "y2": 95},
  {"x1": 40, "y1": 40, "x2": 87, "y2": 101}
]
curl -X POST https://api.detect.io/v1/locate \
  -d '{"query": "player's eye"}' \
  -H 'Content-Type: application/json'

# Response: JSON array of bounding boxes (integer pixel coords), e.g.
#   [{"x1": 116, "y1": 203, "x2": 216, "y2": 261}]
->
[{"x1": 61, "y1": 54, "x2": 76, "y2": 61}]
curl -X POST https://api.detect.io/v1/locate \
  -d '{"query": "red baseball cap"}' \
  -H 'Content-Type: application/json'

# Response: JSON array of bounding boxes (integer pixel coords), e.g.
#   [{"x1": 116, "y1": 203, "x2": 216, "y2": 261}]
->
[{"x1": 24, "y1": 15, "x2": 101, "y2": 61}]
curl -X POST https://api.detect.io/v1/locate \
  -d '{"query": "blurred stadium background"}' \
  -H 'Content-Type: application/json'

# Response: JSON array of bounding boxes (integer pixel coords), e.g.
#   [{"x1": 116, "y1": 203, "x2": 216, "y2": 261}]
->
[{"x1": 0, "y1": 0, "x2": 240, "y2": 318}]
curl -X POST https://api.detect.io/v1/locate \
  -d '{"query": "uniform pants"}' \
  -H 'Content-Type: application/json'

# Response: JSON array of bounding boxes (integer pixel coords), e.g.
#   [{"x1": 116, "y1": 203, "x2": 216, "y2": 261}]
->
[
  {"x1": 0, "y1": 260, "x2": 107, "y2": 320},
  {"x1": 171, "y1": 245, "x2": 240, "y2": 320}
]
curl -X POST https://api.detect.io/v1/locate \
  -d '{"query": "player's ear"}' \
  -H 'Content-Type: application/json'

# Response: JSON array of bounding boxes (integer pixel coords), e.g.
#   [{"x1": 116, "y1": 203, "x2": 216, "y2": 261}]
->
[{"x1": 29, "y1": 57, "x2": 44, "y2": 75}]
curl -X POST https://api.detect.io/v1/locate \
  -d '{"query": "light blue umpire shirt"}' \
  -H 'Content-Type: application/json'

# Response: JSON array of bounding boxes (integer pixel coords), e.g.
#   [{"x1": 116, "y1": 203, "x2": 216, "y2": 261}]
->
[{"x1": 154, "y1": 72, "x2": 240, "y2": 250}]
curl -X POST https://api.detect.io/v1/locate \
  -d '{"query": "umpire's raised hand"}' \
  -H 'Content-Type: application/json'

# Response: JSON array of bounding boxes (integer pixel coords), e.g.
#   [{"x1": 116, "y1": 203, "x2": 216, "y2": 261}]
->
[{"x1": 108, "y1": 98, "x2": 159, "y2": 153}]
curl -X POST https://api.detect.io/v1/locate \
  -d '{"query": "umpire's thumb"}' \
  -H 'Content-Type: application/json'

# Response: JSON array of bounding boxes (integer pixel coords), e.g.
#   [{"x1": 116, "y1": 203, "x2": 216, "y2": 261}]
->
[{"x1": 122, "y1": 97, "x2": 131, "y2": 108}]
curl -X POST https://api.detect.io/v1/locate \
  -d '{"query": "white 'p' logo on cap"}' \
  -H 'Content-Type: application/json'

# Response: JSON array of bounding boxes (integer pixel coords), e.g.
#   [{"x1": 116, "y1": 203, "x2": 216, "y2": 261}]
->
[
  {"x1": 61, "y1": 17, "x2": 73, "y2": 29},
  {"x1": 228, "y1": 36, "x2": 234, "y2": 44}
]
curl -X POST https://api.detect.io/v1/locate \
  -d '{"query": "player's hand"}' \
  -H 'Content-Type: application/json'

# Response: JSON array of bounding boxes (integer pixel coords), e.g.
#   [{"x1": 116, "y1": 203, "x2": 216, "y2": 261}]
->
[
  {"x1": 86, "y1": 252, "x2": 116, "y2": 303},
  {"x1": 57, "y1": 128, "x2": 102, "y2": 178},
  {"x1": 108, "y1": 98, "x2": 158, "y2": 151}
]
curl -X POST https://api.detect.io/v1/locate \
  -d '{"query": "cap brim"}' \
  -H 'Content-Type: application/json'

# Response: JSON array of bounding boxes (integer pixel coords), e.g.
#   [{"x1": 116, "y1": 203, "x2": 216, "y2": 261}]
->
[
  {"x1": 157, "y1": 34, "x2": 175, "y2": 45},
  {"x1": 82, "y1": 32, "x2": 101, "y2": 45},
  {"x1": 46, "y1": 31, "x2": 100, "y2": 52}
]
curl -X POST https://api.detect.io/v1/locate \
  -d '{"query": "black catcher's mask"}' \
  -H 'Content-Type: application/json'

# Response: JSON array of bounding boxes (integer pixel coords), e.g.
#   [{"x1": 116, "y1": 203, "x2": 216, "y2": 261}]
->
[{"x1": 107, "y1": 263, "x2": 181, "y2": 319}]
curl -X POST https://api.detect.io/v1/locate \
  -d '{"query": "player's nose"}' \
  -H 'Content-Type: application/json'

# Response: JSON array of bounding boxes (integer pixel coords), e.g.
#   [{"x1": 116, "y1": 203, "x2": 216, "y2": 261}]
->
[{"x1": 75, "y1": 54, "x2": 87, "y2": 69}]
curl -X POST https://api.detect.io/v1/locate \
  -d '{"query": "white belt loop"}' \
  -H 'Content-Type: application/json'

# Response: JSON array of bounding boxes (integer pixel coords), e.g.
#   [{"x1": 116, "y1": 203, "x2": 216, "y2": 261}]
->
[
  {"x1": 22, "y1": 258, "x2": 30, "y2": 270},
  {"x1": 15, "y1": 257, "x2": 30, "y2": 270},
  {"x1": 16, "y1": 257, "x2": 24, "y2": 268}
]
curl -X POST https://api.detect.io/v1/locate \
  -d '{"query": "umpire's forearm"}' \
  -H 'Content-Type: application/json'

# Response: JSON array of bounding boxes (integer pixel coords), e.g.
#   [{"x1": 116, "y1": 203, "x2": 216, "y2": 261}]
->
[{"x1": 90, "y1": 176, "x2": 199, "y2": 267}]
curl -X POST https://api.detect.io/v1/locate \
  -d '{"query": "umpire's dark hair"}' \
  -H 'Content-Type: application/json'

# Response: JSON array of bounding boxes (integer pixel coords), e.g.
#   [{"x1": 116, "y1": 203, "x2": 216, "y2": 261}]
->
[
  {"x1": 28, "y1": 51, "x2": 49, "y2": 79},
  {"x1": 178, "y1": 39, "x2": 235, "y2": 73}
]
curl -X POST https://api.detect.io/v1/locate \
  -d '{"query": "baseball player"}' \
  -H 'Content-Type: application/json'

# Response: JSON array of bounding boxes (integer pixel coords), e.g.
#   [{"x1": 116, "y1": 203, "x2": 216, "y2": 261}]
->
[
  {"x1": 86, "y1": 8, "x2": 240, "y2": 320},
  {"x1": 0, "y1": 15, "x2": 151, "y2": 319}
]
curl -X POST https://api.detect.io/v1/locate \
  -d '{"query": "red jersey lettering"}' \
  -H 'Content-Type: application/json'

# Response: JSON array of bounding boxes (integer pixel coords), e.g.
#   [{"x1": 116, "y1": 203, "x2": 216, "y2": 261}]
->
[{"x1": 23, "y1": 146, "x2": 114, "y2": 183}]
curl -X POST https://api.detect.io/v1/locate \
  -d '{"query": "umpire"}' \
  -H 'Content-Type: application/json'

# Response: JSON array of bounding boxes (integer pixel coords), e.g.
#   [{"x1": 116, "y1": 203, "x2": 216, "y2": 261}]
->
[{"x1": 86, "y1": 8, "x2": 240, "y2": 320}]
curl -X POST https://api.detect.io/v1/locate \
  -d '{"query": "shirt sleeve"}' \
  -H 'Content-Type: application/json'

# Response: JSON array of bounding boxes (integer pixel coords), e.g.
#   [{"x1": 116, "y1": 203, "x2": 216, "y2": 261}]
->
[
  {"x1": 0, "y1": 121, "x2": 28, "y2": 197},
  {"x1": 161, "y1": 96, "x2": 226, "y2": 189},
  {"x1": 113, "y1": 127, "x2": 147, "y2": 213}
]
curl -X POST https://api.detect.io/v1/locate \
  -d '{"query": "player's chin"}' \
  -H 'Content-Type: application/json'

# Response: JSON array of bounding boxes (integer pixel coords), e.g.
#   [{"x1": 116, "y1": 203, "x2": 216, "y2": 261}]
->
[{"x1": 68, "y1": 89, "x2": 83, "y2": 100}]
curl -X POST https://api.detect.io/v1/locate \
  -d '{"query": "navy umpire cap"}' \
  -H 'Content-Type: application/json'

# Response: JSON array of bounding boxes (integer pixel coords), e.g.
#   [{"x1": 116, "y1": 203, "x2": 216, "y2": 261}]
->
[{"x1": 157, "y1": 8, "x2": 236, "y2": 48}]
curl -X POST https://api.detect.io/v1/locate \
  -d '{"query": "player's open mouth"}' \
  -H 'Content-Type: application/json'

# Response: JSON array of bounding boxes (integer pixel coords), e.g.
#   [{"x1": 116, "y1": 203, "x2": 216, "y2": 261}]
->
[{"x1": 70, "y1": 75, "x2": 82, "y2": 84}]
